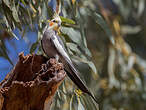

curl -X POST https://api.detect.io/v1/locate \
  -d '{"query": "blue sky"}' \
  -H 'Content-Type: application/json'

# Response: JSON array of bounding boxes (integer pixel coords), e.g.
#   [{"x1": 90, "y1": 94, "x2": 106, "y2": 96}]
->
[
  {"x1": 0, "y1": 0, "x2": 57, "y2": 82},
  {"x1": 0, "y1": 29, "x2": 37, "y2": 81}
]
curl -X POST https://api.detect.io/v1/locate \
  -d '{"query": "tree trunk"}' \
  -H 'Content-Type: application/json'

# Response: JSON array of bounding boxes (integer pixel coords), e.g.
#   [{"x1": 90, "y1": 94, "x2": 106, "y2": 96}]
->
[{"x1": 0, "y1": 52, "x2": 66, "y2": 110}]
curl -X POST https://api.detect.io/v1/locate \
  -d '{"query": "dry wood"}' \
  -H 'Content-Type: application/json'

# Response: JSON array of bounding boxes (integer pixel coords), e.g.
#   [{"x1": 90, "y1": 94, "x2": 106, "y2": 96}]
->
[{"x1": 0, "y1": 52, "x2": 66, "y2": 110}]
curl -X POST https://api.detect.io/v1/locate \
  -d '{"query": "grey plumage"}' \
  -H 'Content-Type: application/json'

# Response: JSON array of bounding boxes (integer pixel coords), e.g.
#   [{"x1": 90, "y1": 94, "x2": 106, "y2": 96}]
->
[{"x1": 41, "y1": 26, "x2": 98, "y2": 104}]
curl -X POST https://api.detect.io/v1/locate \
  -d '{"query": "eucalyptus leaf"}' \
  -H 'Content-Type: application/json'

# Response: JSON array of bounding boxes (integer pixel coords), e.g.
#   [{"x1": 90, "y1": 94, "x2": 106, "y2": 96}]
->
[
  {"x1": 93, "y1": 12, "x2": 115, "y2": 45},
  {"x1": 12, "y1": 6, "x2": 20, "y2": 23},
  {"x1": 66, "y1": 43, "x2": 82, "y2": 55},
  {"x1": 88, "y1": 61, "x2": 97, "y2": 75},
  {"x1": 2, "y1": 0, "x2": 11, "y2": 9},
  {"x1": 61, "y1": 27, "x2": 82, "y2": 45},
  {"x1": 47, "y1": 6, "x2": 54, "y2": 19},
  {"x1": 72, "y1": 55, "x2": 97, "y2": 75},
  {"x1": 20, "y1": 0, "x2": 26, "y2": 5},
  {"x1": 137, "y1": 0, "x2": 145, "y2": 17},
  {"x1": 77, "y1": 98, "x2": 85, "y2": 110},
  {"x1": 0, "y1": 40, "x2": 14, "y2": 66},
  {"x1": 78, "y1": 46, "x2": 92, "y2": 58},
  {"x1": 3, "y1": 16, "x2": 19, "y2": 40},
  {"x1": 67, "y1": 42, "x2": 92, "y2": 61},
  {"x1": 69, "y1": 94, "x2": 74, "y2": 110},
  {"x1": 8, "y1": 30, "x2": 19, "y2": 40},
  {"x1": 67, "y1": 42, "x2": 97, "y2": 74},
  {"x1": 30, "y1": 41, "x2": 39, "y2": 53},
  {"x1": 60, "y1": 16, "x2": 75, "y2": 25},
  {"x1": 41, "y1": 2, "x2": 47, "y2": 21},
  {"x1": 26, "y1": 7, "x2": 33, "y2": 28}
]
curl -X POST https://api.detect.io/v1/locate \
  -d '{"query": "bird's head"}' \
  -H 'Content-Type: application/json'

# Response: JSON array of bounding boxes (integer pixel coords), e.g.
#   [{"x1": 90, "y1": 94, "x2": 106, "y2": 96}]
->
[{"x1": 49, "y1": 14, "x2": 61, "y2": 32}]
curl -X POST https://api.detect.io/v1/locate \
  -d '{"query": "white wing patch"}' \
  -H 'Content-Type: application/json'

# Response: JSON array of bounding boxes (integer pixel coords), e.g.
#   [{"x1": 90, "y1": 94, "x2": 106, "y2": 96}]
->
[{"x1": 52, "y1": 35, "x2": 72, "y2": 62}]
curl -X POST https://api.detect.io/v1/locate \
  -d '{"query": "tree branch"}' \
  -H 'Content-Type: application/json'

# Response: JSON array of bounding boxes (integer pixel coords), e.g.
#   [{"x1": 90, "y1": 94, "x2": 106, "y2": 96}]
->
[{"x1": 0, "y1": 52, "x2": 66, "y2": 110}]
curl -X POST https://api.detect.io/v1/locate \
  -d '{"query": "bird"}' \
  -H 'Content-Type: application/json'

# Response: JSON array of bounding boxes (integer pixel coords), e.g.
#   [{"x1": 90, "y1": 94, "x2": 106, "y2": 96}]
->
[{"x1": 41, "y1": 14, "x2": 98, "y2": 104}]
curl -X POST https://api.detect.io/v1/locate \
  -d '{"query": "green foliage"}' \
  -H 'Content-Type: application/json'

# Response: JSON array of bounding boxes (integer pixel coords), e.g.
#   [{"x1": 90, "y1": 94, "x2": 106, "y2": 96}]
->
[
  {"x1": 92, "y1": 12, "x2": 115, "y2": 45},
  {"x1": 60, "y1": 16, "x2": 76, "y2": 25},
  {"x1": 0, "y1": 0, "x2": 146, "y2": 110},
  {"x1": 30, "y1": 41, "x2": 39, "y2": 54}
]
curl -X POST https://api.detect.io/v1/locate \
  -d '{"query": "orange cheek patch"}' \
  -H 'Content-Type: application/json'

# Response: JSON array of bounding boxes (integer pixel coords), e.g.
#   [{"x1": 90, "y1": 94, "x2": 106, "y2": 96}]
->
[{"x1": 49, "y1": 22, "x2": 54, "y2": 26}]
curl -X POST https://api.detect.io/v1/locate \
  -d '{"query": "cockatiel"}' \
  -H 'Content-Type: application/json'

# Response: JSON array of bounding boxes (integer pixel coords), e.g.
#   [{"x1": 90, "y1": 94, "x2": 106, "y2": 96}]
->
[{"x1": 41, "y1": 14, "x2": 98, "y2": 104}]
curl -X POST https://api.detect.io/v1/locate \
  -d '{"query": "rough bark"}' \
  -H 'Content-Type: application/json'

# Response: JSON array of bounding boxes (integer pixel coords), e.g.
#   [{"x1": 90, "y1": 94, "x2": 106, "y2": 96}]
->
[{"x1": 0, "y1": 52, "x2": 66, "y2": 110}]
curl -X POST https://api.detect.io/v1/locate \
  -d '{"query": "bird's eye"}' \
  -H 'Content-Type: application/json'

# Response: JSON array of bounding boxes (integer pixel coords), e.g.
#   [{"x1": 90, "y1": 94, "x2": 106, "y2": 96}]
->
[{"x1": 52, "y1": 19, "x2": 57, "y2": 23}]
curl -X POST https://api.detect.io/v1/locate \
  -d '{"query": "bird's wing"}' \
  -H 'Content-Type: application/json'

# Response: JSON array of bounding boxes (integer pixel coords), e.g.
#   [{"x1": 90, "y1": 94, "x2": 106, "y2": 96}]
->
[
  {"x1": 50, "y1": 33, "x2": 98, "y2": 104},
  {"x1": 56, "y1": 35, "x2": 67, "y2": 52},
  {"x1": 50, "y1": 34, "x2": 71, "y2": 62},
  {"x1": 50, "y1": 33, "x2": 91, "y2": 93}
]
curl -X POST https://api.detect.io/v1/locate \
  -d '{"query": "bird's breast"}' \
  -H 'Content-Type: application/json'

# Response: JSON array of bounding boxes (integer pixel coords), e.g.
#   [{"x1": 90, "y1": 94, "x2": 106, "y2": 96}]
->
[{"x1": 42, "y1": 34, "x2": 58, "y2": 58}]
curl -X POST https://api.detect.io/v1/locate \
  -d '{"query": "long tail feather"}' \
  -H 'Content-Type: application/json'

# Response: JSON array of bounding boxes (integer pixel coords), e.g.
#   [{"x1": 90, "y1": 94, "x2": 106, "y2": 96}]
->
[{"x1": 64, "y1": 58, "x2": 98, "y2": 104}]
